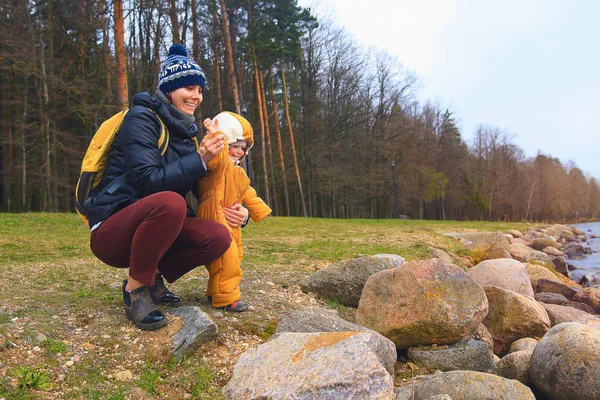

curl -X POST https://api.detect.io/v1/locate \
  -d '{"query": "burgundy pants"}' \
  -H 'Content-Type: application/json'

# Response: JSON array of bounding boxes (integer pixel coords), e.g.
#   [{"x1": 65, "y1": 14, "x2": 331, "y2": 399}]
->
[{"x1": 90, "y1": 191, "x2": 231, "y2": 286}]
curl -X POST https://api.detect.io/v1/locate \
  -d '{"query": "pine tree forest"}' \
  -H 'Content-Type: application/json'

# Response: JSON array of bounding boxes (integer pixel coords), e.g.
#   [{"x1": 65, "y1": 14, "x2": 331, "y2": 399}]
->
[{"x1": 1, "y1": 0, "x2": 599, "y2": 222}]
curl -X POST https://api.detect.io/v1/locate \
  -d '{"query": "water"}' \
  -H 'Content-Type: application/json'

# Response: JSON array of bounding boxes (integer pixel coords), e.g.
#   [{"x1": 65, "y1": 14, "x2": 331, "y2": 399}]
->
[{"x1": 569, "y1": 221, "x2": 600, "y2": 283}]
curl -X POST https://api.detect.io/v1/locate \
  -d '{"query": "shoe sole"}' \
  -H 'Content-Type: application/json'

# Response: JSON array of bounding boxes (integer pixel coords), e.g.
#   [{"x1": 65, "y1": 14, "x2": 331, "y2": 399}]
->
[{"x1": 125, "y1": 309, "x2": 168, "y2": 330}]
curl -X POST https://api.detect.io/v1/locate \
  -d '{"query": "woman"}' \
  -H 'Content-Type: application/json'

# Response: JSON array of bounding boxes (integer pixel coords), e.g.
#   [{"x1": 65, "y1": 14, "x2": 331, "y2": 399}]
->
[{"x1": 85, "y1": 44, "x2": 248, "y2": 330}]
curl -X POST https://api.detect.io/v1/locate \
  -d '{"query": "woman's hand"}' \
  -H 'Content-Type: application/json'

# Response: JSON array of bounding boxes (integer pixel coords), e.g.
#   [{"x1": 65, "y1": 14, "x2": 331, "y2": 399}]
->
[
  {"x1": 223, "y1": 203, "x2": 249, "y2": 228},
  {"x1": 198, "y1": 130, "x2": 225, "y2": 163}
]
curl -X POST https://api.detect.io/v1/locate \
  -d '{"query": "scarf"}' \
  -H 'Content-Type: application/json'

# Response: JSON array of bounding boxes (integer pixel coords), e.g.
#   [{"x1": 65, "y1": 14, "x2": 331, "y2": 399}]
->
[{"x1": 155, "y1": 89, "x2": 196, "y2": 129}]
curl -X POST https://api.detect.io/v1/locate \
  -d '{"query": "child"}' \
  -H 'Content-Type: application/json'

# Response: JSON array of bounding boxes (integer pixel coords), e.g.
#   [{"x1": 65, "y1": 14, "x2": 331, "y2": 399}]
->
[{"x1": 197, "y1": 112, "x2": 272, "y2": 312}]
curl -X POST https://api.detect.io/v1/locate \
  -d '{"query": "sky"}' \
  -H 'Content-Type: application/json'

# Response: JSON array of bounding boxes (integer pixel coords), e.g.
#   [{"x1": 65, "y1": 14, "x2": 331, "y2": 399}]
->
[{"x1": 296, "y1": 0, "x2": 600, "y2": 179}]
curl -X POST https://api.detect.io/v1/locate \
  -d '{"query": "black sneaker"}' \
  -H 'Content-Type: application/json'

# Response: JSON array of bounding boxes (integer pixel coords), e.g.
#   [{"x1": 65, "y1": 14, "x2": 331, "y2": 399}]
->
[
  {"x1": 218, "y1": 300, "x2": 249, "y2": 313},
  {"x1": 147, "y1": 274, "x2": 181, "y2": 307},
  {"x1": 122, "y1": 281, "x2": 168, "y2": 330}
]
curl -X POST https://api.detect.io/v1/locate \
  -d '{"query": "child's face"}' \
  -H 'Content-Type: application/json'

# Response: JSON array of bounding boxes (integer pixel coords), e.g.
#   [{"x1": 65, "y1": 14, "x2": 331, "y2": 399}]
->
[{"x1": 229, "y1": 142, "x2": 246, "y2": 162}]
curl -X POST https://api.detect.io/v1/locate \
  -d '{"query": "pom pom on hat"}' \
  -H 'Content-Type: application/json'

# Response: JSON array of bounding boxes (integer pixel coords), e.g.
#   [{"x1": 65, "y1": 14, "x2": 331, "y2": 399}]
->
[
  {"x1": 169, "y1": 43, "x2": 188, "y2": 57},
  {"x1": 158, "y1": 44, "x2": 206, "y2": 93}
]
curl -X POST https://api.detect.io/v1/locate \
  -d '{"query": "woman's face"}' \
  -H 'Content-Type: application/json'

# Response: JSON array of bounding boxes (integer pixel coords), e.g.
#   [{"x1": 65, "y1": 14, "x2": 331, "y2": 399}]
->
[{"x1": 169, "y1": 85, "x2": 203, "y2": 116}]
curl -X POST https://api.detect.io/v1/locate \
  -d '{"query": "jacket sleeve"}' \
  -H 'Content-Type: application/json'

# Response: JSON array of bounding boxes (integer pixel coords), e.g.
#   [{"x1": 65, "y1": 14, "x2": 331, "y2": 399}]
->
[
  {"x1": 120, "y1": 108, "x2": 206, "y2": 196},
  {"x1": 242, "y1": 186, "x2": 272, "y2": 223}
]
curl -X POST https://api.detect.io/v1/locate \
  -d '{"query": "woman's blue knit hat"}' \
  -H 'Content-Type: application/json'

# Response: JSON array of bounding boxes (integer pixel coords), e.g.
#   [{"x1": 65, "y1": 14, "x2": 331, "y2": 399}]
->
[{"x1": 158, "y1": 44, "x2": 206, "y2": 93}]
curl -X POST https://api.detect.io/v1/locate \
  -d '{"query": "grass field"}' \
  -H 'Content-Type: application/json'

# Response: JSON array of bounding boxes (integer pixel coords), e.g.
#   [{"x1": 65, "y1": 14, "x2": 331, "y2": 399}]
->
[{"x1": 0, "y1": 213, "x2": 531, "y2": 399}]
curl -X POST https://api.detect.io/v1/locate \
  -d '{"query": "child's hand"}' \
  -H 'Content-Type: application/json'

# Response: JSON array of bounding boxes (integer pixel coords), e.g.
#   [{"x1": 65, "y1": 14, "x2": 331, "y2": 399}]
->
[{"x1": 203, "y1": 118, "x2": 220, "y2": 135}]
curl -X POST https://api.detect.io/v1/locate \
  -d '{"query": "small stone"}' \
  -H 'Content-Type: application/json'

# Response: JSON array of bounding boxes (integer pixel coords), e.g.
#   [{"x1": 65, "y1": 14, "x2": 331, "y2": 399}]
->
[
  {"x1": 266, "y1": 281, "x2": 275, "y2": 286},
  {"x1": 58, "y1": 374, "x2": 65, "y2": 381},
  {"x1": 258, "y1": 290, "x2": 266, "y2": 294},
  {"x1": 114, "y1": 370, "x2": 133, "y2": 382},
  {"x1": 80, "y1": 343, "x2": 95, "y2": 351},
  {"x1": 33, "y1": 346, "x2": 41, "y2": 352}
]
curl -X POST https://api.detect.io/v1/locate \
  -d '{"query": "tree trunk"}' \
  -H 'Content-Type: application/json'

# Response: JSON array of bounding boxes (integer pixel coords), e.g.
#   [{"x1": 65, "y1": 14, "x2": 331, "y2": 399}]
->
[
  {"x1": 114, "y1": 0, "x2": 128, "y2": 110},
  {"x1": 253, "y1": 59, "x2": 270, "y2": 205},
  {"x1": 269, "y1": 73, "x2": 290, "y2": 216},
  {"x1": 99, "y1": 1, "x2": 113, "y2": 102},
  {"x1": 279, "y1": 60, "x2": 307, "y2": 216},
  {"x1": 168, "y1": 0, "x2": 181, "y2": 44},
  {"x1": 227, "y1": 5, "x2": 244, "y2": 113},
  {"x1": 191, "y1": 0, "x2": 199, "y2": 61},
  {"x1": 218, "y1": 0, "x2": 240, "y2": 113},
  {"x1": 211, "y1": 2, "x2": 223, "y2": 110},
  {"x1": 259, "y1": 69, "x2": 278, "y2": 215}
]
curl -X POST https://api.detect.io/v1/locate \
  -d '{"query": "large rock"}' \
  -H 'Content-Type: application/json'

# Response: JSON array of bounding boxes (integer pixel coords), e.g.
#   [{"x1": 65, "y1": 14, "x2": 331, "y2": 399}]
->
[
  {"x1": 509, "y1": 243, "x2": 534, "y2": 260},
  {"x1": 531, "y1": 237, "x2": 560, "y2": 251},
  {"x1": 521, "y1": 250, "x2": 554, "y2": 265},
  {"x1": 407, "y1": 339, "x2": 496, "y2": 373},
  {"x1": 563, "y1": 242, "x2": 588, "y2": 258},
  {"x1": 168, "y1": 306, "x2": 218, "y2": 360},
  {"x1": 524, "y1": 263, "x2": 560, "y2": 283},
  {"x1": 508, "y1": 337, "x2": 538, "y2": 353},
  {"x1": 551, "y1": 256, "x2": 569, "y2": 277},
  {"x1": 543, "y1": 246, "x2": 563, "y2": 257},
  {"x1": 533, "y1": 279, "x2": 580, "y2": 299},
  {"x1": 373, "y1": 253, "x2": 406, "y2": 268},
  {"x1": 534, "y1": 292, "x2": 569, "y2": 305},
  {"x1": 540, "y1": 303, "x2": 598, "y2": 326},
  {"x1": 355, "y1": 259, "x2": 488, "y2": 349},
  {"x1": 496, "y1": 349, "x2": 533, "y2": 386},
  {"x1": 483, "y1": 286, "x2": 550, "y2": 355},
  {"x1": 483, "y1": 243, "x2": 512, "y2": 260},
  {"x1": 572, "y1": 287, "x2": 600, "y2": 313},
  {"x1": 395, "y1": 371, "x2": 535, "y2": 400},
  {"x1": 444, "y1": 231, "x2": 510, "y2": 252},
  {"x1": 463, "y1": 323, "x2": 494, "y2": 354},
  {"x1": 467, "y1": 259, "x2": 533, "y2": 298},
  {"x1": 530, "y1": 322, "x2": 600, "y2": 400},
  {"x1": 275, "y1": 307, "x2": 396, "y2": 374},
  {"x1": 222, "y1": 331, "x2": 395, "y2": 399},
  {"x1": 300, "y1": 256, "x2": 395, "y2": 307},
  {"x1": 506, "y1": 230, "x2": 523, "y2": 238}
]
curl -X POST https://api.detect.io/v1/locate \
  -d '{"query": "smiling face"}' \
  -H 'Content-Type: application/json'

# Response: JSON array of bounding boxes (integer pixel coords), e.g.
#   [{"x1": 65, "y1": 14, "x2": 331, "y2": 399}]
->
[
  {"x1": 169, "y1": 85, "x2": 203, "y2": 116},
  {"x1": 229, "y1": 141, "x2": 247, "y2": 163}
]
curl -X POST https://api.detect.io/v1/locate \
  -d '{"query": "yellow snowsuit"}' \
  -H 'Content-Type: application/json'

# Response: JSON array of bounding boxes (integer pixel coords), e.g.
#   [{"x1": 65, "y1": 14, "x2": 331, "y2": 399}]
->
[{"x1": 196, "y1": 112, "x2": 271, "y2": 307}]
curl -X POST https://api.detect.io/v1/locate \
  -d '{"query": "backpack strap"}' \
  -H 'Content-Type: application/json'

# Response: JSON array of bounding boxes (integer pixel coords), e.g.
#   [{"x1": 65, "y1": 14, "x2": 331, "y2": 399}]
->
[{"x1": 83, "y1": 109, "x2": 169, "y2": 211}]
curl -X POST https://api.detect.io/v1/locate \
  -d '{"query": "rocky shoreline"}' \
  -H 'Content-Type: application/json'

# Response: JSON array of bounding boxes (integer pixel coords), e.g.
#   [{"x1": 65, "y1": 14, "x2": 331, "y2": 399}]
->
[{"x1": 219, "y1": 224, "x2": 599, "y2": 399}]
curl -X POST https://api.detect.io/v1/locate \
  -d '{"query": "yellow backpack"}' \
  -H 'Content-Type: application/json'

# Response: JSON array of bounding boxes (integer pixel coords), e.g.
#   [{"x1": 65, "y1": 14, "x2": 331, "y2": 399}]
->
[{"x1": 74, "y1": 109, "x2": 168, "y2": 226}]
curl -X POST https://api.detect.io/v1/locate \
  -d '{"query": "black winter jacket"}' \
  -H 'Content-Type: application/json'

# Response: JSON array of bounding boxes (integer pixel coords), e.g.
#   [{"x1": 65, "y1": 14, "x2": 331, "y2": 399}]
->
[{"x1": 85, "y1": 92, "x2": 206, "y2": 228}]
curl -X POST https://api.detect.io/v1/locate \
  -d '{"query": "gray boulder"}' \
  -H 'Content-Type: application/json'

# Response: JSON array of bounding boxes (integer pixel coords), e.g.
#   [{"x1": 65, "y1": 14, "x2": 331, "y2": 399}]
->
[
  {"x1": 373, "y1": 253, "x2": 406, "y2": 268},
  {"x1": 300, "y1": 256, "x2": 395, "y2": 307},
  {"x1": 395, "y1": 371, "x2": 535, "y2": 400},
  {"x1": 356, "y1": 259, "x2": 488, "y2": 349},
  {"x1": 407, "y1": 339, "x2": 496, "y2": 373},
  {"x1": 551, "y1": 256, "x2": 569, "y2": 277},
  {"x1": 275, "y1": 307, "x2": 396, "y2": 374},
  {"x1": 530, "y1": 322, "x2": 600, "y2": 400},
  {"x1": 534, "y1": 292, "x2": 568, "y2": 304},
  {"x1": 496, "y1": 349, "x2": 533, "y2": 386},
  {"x1": 223, "y1": 331, "x2": 395, "y2": 400},
  {"x1": 168, "y1": 306, "x2": 218, "y2": 360},
  {"x1": 533, "y1": 279, "x2": 580, "y2": 299}
]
